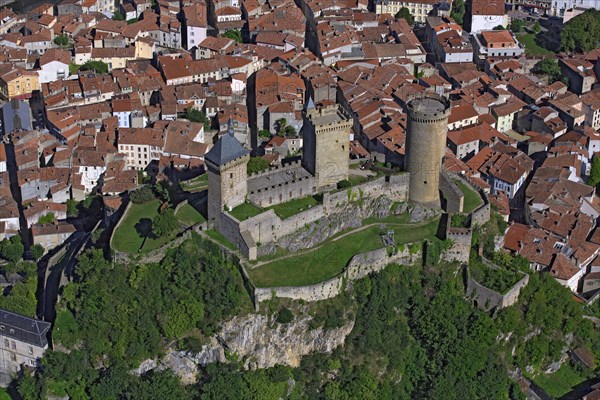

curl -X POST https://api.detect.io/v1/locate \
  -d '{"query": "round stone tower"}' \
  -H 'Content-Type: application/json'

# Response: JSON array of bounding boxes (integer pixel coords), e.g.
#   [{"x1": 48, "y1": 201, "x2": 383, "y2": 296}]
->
[{"x1": 404, "y1": 94, "x2": 451, "y2": 208}]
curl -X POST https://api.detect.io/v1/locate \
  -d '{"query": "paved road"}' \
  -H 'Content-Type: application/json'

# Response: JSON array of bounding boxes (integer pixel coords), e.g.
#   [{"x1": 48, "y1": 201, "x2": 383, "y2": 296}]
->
[{"x1": 39, "y1": 231, "x2": 88, "y2": 323}]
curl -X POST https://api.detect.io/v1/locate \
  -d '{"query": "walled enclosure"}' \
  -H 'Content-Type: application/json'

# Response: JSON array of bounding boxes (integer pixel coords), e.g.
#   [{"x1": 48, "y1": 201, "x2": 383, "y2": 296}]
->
[
  {"x1": 215, "y1": 174, "x2": 410, "y2": 260},
  {"x1": 465, "y1": 262, "x2": 530, "y2": 312},
  {"x1": 253, "y1": 242, "x2": 423, "y2": 304}
]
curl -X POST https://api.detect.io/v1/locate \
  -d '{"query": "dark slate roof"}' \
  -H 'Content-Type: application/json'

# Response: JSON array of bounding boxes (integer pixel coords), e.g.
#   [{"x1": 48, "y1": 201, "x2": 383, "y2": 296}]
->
[
  {"x1": 205, "y1": 129, "x2": 247, "y2": 166},
  {"x1": 0, "y1": 309, "x2": 51, "y2": 348},
  {"x1": 1, "y1": 99, "x2": 33, "y2": 136}
]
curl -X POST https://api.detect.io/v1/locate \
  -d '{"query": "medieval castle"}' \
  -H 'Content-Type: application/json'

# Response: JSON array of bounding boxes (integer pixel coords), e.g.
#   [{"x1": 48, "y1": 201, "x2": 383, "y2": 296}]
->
[{"x1": 205, "y1": 94, "x2": 455, "y2": 260}]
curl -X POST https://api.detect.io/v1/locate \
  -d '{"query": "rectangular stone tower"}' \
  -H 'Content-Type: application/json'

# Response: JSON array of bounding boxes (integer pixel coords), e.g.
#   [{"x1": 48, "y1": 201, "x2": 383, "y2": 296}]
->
[
  {"x1": 205, "y1": 123, "x2": 249, "y2": 221},
  {"x1": 302, "y1": 103, "x2": 352, "y2": 190}
]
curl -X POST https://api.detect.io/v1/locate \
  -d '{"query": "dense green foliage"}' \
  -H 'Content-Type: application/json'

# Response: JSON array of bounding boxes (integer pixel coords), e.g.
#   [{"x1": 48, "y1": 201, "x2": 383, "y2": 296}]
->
[
  {"x1": 247, "y1": 157, "x2": 270, "y2": 174},
  {"x1": 588, "y1": 155, "x2": 600, "y2": 189},
  {"x1": 79, "y1": 61, "x2": 109, "y2": 74},
  {"x1": 509, "y1": 19, "x2": 525, "y2": 33},
  {"x1": 0, "y1": 235, "x2": 23, "y2": 263},
  {"x1": 532, "y1": 21, "x2": 541, "y2": 34},
  {"x1": 55, "y1": 234, "x2": 248, "y2": 363},
  {"x1": 38, "y1": 212, "x2": 55, "y2": 225},
  {"x1": 130, "y1": 186, "x2": 155, "y2": 204},
  {"x1": 30, "y1": 244, "x2": 45, "y2": 260},
  {"x1": 395, "y1": 7, "x2": 414, "y2": 25},
  {"x1": 53, "y1": 34, "x2": 70, "y2": 47},
  {"x1": 561, "y1": 9, "x2": 600, "y2": 52},
  {"x1": 537, "y1": 58, "x2": 561, "y2": 83},
  {"x1": 0, "y1": 261, "x2": 37, "y2": 317},
  {"x1": 223, "y1": 29, "x2": 242, "y2": 43},
  {"x1": 450, "y1": 0, "x2": 465, "y2": 25},
  {"x1": 112, "y1": 12, "x2": 125, "y2": 21},
  {"x1": 184, "y1": 108, "x2": 211, "y2": 130},
  {"x1": 152, "y1": 209, "x2": 178, "y2": 238}
]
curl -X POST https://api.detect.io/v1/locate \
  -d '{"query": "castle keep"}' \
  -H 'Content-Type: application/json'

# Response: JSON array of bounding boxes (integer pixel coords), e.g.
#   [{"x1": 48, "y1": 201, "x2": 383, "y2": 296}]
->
[
  {"x1": 302, "y1": 100, "x2": 353, "y2": 189},
  {"x1": 404, "y1": 94, "x2": 451, "y2": 208}
]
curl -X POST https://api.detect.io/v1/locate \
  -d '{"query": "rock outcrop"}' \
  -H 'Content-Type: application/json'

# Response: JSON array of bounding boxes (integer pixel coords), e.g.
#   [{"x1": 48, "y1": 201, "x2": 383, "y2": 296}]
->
[{"x1": 133, "y1": 313, "x2": 354, "y2": 384}]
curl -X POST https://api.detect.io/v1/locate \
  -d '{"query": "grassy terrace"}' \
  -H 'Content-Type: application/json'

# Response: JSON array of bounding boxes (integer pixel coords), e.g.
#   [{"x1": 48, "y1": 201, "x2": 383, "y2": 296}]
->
[
  {"x1": 533, "y1": 363, "x2": 591, "y2": 399},
  {"x1": 268, "y1": 195, "x2": 321, "y2": 219},
  {"x1": 206, "y1": 229, "x2": 237, "y2": 251},
  {"x1": 455, "y1": 180, "x2": 483, "y2": 213},
  {"x1": 181, "y1": 174, "x2": 208, "y2": 192},
  {"x1": 518, "y1": 33, "x2": 554, "y2": 56},
  {"x1": 230, "y1": 202, "x2": 264, "y2": 221},
  {"x1": 112, "y1": 200, "x2": 176, "y2": 254},
  {"x1": 469, "y1": 259, "x2": 523, "y2": 294},
  {"x1": 176, "y1": 203, "x2": 205, "y2": 226},
  {"x1": 248, "y1": 217, "x2": 439, "y2": 288}
]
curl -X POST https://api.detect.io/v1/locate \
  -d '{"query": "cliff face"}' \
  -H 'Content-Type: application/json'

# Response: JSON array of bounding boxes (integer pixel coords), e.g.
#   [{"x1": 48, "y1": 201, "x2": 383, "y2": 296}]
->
[{"x1": 133, "y1": 313, "x2": 354, "y2": 384}]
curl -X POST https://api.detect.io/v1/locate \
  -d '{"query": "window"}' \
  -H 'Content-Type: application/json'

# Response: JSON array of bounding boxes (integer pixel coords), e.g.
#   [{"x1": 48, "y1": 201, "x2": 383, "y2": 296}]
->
[
  {"x1": 4, "y1": 339, "x2": 8, "y2": 348},
  {"x1": 28, "y1": 346, "x2": 33, "y2": 355},
  {"x1": 11, "y1": 341, "x2": 16, "y2": 350}
]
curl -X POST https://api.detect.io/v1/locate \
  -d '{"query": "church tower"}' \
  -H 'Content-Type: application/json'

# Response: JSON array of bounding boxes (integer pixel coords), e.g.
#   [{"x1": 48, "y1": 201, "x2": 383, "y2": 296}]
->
[
  {"x1": 301, "y1": 98, "x2": 352, "y2": 190},
  {"x1": 205, "y1": 118, "x2": 249, "y2": 221}
]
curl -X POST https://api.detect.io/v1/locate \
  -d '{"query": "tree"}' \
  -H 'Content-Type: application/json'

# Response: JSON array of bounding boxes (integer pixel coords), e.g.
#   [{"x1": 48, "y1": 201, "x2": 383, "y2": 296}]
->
[
  {"x1": 1, "y1": 235, "x2": 23, "y2": 263},
  {"x1": 53, "y1": 34, "x2": 70, "y2": 47},
  {"x1": 275, "y1": 118, "x2": 287, "y2": 134},
  {"x1": 112, "y1": 12, "x2": 125, "y2": 21},
  {"x1": 79, "y1": 60, "x2": 109, "y2": 74},
  {"x1": 532, "y1": 21, "x2": 541, "y2": 34},
  {"x1": 184, "y1": 108, "x2": 211, "y2": 130},
  {"x1": 154, "y1": 181, "x2": 171, "y2": 204},
  {"x1": 509, "y1": 18, "x2": 525, "y2": 33},
  {"x1": 223, "y1": 29, "x2": 242, "y2": 43},
  {"x1": 38, "y1": 212, "x2": 55, "y2": 225},
  {"x1": 152, "y1": 209, "x2": 178, "y2": 238},
  {"x1": 130, "y1": 186, "x2": 155, "y2": 204},
  {"x1": 395, "y1": 7, "x2": 414, "y2": 25},
  {"x1": 258, "y1": 129, "x2": 271, "y2": 139},
  {"x1": 561, "y1": 9, "x2": 600, "y2": 53},
  {"x1": 276, "y1": 307, "x2": 294, "y2": 323},
  {"x1": 588, "y1": 156, "x2": 600, "y2": 188},
  {"x1": 66, "y1": 199, "x2": 78, "y2": 217},
  {"x1": 30, "y1": 244, "x2": 45, "y2": 261},
  {"x1": 537, "y1": 58, "x2": 561, "y2": 83},
  {"x1": 493, "y1": 25, "x2": 505, "y2": 30},
  {"x1": 284, "y1": 125, "x2": 297, "y2": 136},
  {"x1": 450, "y1": 0, "x2": 465, "y2": 26},
  {"x1": 247, "y1": 157, "x2": 270, "y2": 174}
]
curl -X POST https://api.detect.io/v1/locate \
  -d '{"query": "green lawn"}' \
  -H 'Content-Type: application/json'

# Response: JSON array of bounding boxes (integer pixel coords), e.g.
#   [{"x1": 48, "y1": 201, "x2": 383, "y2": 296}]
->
[
  {"x1": 533, "y1": 363, "x2": 590, "y2": 399},
  {"x1": 112, "y1": 200, "x2": 177, "y2": 253},
  {"x1": 248, "y1": 217, "x2": 439, "y2": 288},
  {"x1": 176, "y1": 203, "x2": 205, "y2": 226},
  {"x1": 518, "y1": 33, "x2": 554, "y2": 56},
  {"x1": 268, "y1": 195, "x2": 321, "y2": 219},
  {"x1": 206, "y1": 229, "x2": 237, "y2": 251},
  {"x1": 455, "y1": 180, "x2": 483, "y2": 213},
  {"x1": 230, "y1": 202, "x2": 264, "y2": 221},
  {"x1": 181, "y1": 174, "x2": 208, "y2": 192}
]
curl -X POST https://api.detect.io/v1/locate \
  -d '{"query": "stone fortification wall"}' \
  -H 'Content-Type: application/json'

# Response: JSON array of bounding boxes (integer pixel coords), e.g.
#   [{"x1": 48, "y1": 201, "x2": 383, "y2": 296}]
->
[
  {"x1": 451, "y1": 172, "x2": 491, "y2": 226},
  {"x1": 247, "y1": 160, "x2": 317, "y2": 208},
  {"x1": 443, "y1": 227, "x2": 472, "y2": 264},
  {"x1": 439, "y1": 171, "x2": 464, "y2": 213},
  {"x1": 219, "y1": 174, "x2": 410, "y2": 260},
  {"x1": 254, "y1": 244, "x2": 422, "y2": 303},
  {"x1": 465, "y1": 263, "x2": 529, "y2": 312}
]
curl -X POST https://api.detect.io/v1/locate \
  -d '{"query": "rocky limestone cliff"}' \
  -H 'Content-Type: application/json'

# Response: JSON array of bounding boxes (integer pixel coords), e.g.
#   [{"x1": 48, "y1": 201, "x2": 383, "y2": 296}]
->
[{"x1": 132, "y1": 313, "x2": 354, "y2": 384}]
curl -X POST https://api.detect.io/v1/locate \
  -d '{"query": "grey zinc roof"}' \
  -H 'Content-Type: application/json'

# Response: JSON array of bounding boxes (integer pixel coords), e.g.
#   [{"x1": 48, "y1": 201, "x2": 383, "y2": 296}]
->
[
  {"x1": 0, "y1": 309, "x2": 51, "y2": 348},
  {"x1": 1, "y1": 100, "x2": 33, "y2": 135}
]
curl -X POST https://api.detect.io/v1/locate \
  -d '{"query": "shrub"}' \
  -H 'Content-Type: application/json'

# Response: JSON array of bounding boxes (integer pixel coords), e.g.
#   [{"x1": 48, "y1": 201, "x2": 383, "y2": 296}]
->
[
  {"x1": 130, "y1": 187, "x2": 155, "y2": 204},
  {"x1": 276, "y1": 307, "x2": 294, "y2": 324}
]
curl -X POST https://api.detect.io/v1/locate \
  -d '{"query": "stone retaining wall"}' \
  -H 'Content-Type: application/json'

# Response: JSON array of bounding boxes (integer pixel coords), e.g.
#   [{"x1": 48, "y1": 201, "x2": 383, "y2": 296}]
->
[
  {"x1": 217, "y1": 174, "x2": 410, "y2": 260},
  {"x1": 254, "y1": 243, "x2": 422, "y2": 303}
]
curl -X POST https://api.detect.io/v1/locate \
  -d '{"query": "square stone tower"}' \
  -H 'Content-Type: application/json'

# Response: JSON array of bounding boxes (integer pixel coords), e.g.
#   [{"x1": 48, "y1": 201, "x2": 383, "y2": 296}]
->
[
  {"x1": 205, "y1": 119, "x2": 250, "y2": 221},
  {"x1": 302, "y1": 100, "x2": 352, "y2": 189}
]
